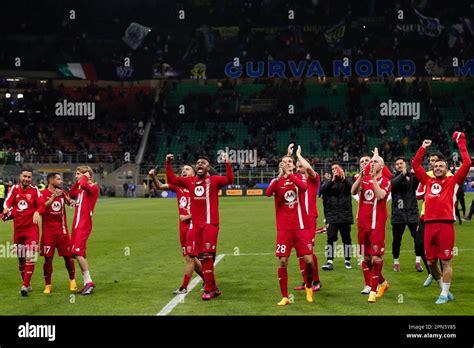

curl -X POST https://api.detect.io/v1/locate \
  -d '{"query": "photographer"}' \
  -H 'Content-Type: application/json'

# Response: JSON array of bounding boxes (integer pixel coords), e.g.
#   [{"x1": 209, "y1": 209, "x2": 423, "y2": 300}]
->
[{"x1": 320, "y1": 162, "x2": 354, "y2": 270}]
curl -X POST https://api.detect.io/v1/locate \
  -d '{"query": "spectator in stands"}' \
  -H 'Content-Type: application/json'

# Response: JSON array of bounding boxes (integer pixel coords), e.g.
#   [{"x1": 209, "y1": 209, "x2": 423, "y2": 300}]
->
[
  {"x1": 129, "y1": 182, "x2": 136, "y2": 198},
  {"x1": 123, "y1": 182, "x2": 129, "y2": 197}
]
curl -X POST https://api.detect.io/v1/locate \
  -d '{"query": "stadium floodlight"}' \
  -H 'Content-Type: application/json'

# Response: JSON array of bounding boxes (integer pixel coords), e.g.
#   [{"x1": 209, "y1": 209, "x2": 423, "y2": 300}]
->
[
  {"x1": 5, "y1": 93, "x2": 11, "y2": 98},
  {"x1": 17, "y1": 93, "x2": 24, "y2": 99}
]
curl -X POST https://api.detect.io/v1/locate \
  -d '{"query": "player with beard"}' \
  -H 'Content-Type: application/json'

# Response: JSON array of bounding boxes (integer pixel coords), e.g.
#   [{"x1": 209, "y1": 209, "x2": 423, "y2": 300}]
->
[
  {"x1": 412, "y1": 133, "x2": 471, "y2": 304},
  {"x1": 38, "y1": 173, "x2": 77, "y2": 294},
  {"x1": 149, "y1": 165, "x2": 204, "y2": 294},
  {"x1": 289, "y1": 145, "x2": 322, "y2": 292},
  {"x1": 166, "y1": 153, "x2": 233, "y2": 300},
  {"x1": 415, "y1": 151, "x2": 453, "y2": 287},
  {"x1": 2, "y1": 166, "x2": 42, "y2": 296},
  {"x1": 266, "y1": 154, "x2": 315, "y2": 305},
  {"x1": 352, "y1": 150, "x2": 391, "y2": 303}
]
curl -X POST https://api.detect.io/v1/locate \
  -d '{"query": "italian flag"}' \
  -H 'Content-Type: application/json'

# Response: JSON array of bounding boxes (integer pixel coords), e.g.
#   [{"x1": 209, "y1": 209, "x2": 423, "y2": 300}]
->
[{"x1": 58, "y1": 63, "x2": 97, "y2": 80}]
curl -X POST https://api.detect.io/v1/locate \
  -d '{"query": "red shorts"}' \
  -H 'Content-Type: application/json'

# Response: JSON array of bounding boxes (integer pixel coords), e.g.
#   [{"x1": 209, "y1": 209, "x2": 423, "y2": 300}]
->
[
  {"x1": 179, "y1": 224, "x2": 191, "y2": 256},
  {"x1": 41, "y1": 232, "x2": 71, "y2": 257},
  {"x1": 70, "y1": 229, "x2": 91, "y2": 258},
  {"x1": 185, "y1": 223, "x2": 219, "y2": 257},
  {"x1": 275, "y1": 229, "x2": 313, "y2": 258},
  {"x1": 424, "y1": 222, "x2": 455, "y2": 261},
  {"x1": 14, "y1": 230, "x2": 39, "y2": 256},
  {"x1": 358, "y1": 227, "x2": 385, "y2": 257}
]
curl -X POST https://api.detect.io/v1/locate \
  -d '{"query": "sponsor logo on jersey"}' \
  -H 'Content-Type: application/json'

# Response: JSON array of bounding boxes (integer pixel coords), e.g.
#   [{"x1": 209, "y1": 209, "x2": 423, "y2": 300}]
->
[
  {"x1": 431, "y1": 183, "x2": 442, "y2": 194},
  {"x1": 17, "y1": 200, "x2": 28, "y2": 211},
  {"x1": 51, "y1": 201, "x2": 62, "y2": 212},
  {"x1": 364, "y1": 189, "x2": 374, "y2": 201},
  {"x1": 194, "y1": 186, "x2": 205, "y2": 197},
  {"x1": 284, "y1": 190, "x2": 296, "y2": 202}
]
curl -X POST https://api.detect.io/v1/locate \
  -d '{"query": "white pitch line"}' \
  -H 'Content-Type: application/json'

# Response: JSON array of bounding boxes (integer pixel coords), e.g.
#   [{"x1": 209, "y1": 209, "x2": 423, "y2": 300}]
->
[{"x1": 156, "y1": 254, "x2": 226, "y2": 316}]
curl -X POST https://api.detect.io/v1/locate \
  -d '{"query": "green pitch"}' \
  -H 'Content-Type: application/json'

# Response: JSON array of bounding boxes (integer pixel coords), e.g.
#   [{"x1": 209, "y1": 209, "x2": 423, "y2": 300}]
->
[{"x1": 0, "y1": 195, "x2": 473, "y2": 315}]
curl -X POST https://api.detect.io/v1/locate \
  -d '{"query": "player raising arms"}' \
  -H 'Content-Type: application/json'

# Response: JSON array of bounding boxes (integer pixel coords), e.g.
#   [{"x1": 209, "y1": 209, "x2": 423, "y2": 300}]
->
[
  {"x1": 2, "y1": 166, "x2": 42, "y2": 296},
  {"x1": 149, "y1": 165, "x2": 204, "y2": 294},
  {"x1": 351, "y1": 149, "x2": 391, "y2": 303},
  {"x1": 266, "y1": 154, "x2": 315, "y2": 306},
  {"x1": 38, "y1": 173, "x2": 77, "y2": 294},
  {"x1": 166, "y1": 153, "x2": 233, "y2": 300},
  {"x1": 412, "y1": 133, "x2": 471, "y2": 304},
  {"x1": 290, "y1": 145, "x2": 322, "y2": 292},
  {"x1": 69, "y1": 166, "x2": 99, "y2": 295}
]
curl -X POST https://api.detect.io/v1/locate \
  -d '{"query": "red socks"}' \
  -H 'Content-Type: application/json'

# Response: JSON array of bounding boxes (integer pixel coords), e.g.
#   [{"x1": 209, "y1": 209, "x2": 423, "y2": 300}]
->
[
  {"x1": 370, "y1": 261, "x2": 382, "y2": 292},
  {"x1": 23, "y1": 262, "x2": 35, "y2": 287},
  {"x1": 43, "y1": 259, "x2": 53, "y2": 285},
  {"x1": 299, "y1": 254, "x2": 320, "y2": 284},
  {"x1": 312, "y1": 253, "x2": 320, "y2": 282},
  {"x1": 18, "y1": 262, "x2": 25, "y2": 281},
  {"x1": 362, "y1": 260, "x2": 372, "y2": 286},
  {"x1": 202, "y1": 255, "x2": 216, "y2": 292},
  {"x1": 305, "y1": 263, "x2": 313, "y2": 288},
  {"x1": 64, "y1": 257, "x2": 76, "y2": 280},
  {"x1": 378, "y1": 260, "x2": 385, "y2": 284},
  {"x1": 181, "y1": 274, "x2": 191, "y2": 290},
  {"x1": 278, "y1": 267, "x2": 289, "y2": 298},
  {"x1": 298, "y1": 258, "x2": 306, "y2": 281}
]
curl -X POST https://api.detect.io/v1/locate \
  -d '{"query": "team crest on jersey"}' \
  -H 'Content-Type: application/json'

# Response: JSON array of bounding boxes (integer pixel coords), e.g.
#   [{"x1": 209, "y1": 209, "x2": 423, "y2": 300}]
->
[
  {"x1": 17, "y1": 200, "x2": 28, "y2": 211},
  {"x1": 284, "y1": 190, "x2": 296, "y2": 202},
  {"x1": 51, "y1": 201, "x2": 62, "y2": 212},
  {"x1": 194, "y1": 186, "x2": 205, "y2": 197},
  {"x1": 26, "y1": 194, "x2": 32, "y2": 200},
  {"x1": 364, "y1": 189, "x2": 374, "y2": 201},
  {"x1": 205, "y1": 242, "x2": 211, "y2": 250},
  {"x1": 431, "y1": 183, "x2": 442, "y2": 195},
  {"x1": 179, "y1": 196, "x2": 188, "y2": 208},
  {"x1": 444, "y1": 249, "x2": 450, "y2": 257},
  {"x1": 373, "y1": 244, "x2": 379, "y2": 252},
  {"x1": 187, "y1": 246, "x2": 192, "y2": 253},
  {"x1": 307, "y1": 244, "x2": 312, "y2": 251}
]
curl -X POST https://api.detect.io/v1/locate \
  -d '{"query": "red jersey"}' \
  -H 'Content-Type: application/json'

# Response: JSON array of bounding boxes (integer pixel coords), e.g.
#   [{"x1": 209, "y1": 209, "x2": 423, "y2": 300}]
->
[
  {"x1": 266, "y1": 173, "x2": 308, "y2": 231},
  {"x1": 168, "y1": 184, "x2": 191, "y2": 226},
  {"x1": 38, "y1": 188, "x2": 70, "y2": 235},
  {"x1": 357, "y1": 175, "x2": 391, "y2": 230},
  {"x1": 303, "y1": 173, "x2": 320, "y2": 220},
  {"x1": 69, "y1": 176, "x2": 99, "y2": 232},
  {"x1": 412, "y1": 145, "x2": 471, "y2": 222},
  {"x1": 166, "y1": 161, "x2": 234, "y2": 225},
  {"x1": 3, "y1": 184, "x2": 41, "y2": 233}
]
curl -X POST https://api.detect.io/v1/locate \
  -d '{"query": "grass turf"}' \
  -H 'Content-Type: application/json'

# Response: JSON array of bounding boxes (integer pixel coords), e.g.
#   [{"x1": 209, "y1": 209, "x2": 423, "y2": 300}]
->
[{"x1": 0, "y1": 194, "x2": 473, "y2": 315}]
